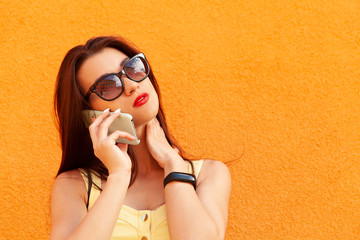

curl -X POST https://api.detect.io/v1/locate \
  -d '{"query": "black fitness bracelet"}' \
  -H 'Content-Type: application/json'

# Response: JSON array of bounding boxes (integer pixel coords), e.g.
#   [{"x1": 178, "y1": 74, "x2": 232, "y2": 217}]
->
[{"x1": 164, "y1": 172, "x2": 197, "y2": 190}]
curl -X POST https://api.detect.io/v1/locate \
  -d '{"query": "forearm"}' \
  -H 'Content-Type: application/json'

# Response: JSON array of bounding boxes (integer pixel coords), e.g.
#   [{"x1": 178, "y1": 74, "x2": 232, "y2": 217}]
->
[
  {"x1": 68, "y1": 172, "x2": 130, "y2": 240},
  {"x1": 164, "y1": 159, "x2": 222, "y2": 240}
]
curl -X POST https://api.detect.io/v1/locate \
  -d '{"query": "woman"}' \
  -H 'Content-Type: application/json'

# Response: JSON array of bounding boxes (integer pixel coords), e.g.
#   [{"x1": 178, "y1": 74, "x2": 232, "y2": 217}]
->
[{"x1": 50, "y1": 36, "x2": 231, "y2": 240}]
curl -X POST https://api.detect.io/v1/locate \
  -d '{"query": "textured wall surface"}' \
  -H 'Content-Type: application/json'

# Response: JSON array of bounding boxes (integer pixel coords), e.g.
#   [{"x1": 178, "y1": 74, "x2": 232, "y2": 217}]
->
[{"x1": 0, "y1": 0, "x2": 359, "y2": 239}]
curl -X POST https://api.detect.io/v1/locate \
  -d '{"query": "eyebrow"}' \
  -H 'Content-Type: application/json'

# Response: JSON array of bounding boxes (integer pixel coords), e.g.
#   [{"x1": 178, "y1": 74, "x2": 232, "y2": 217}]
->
[{"x1": 93, "y1": 57, "x2": 130, "y2": 83}]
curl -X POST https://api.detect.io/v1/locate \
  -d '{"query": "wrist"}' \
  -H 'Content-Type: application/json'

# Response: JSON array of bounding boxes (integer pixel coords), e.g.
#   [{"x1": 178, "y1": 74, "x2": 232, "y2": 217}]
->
[
  {"x1": 163, "y1": 155, "x2": 188, "y2": 176},
  {"x1": 108, "y1": 169, "x2": 131, "y2": 182},
  {"x1": 105, "y1": 171, "x2": 132, "y2": 193},
  {"x1": 164, "y1": 172, "x2": 197, "y2": 190}
]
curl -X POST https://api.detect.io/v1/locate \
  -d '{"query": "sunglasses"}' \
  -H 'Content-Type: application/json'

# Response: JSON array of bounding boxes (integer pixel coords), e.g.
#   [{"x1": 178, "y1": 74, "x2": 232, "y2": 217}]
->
[{"x1": 84, "y1": 53, "x2": 150, "y2": 101}]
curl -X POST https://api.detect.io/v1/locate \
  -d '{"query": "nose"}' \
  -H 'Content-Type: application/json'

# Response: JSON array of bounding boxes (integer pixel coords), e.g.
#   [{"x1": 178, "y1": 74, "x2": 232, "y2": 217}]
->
[{"x1": 122, "y1": 75, "x2": 140, "y2": 96}]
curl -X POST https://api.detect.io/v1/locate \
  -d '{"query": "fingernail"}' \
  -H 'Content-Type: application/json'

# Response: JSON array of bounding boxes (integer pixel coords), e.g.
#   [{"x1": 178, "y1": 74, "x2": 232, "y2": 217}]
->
[
  {"x1": 103, "y1": 108, "x2": 110, "y2": 113},
  {"x1": 114, "y1": 108, "x2": 121, "y2": 114}
]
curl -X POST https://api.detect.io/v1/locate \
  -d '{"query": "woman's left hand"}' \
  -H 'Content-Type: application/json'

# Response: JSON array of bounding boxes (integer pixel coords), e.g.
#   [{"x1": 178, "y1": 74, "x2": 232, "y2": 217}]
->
[{"x1": 145, "y1": 118, "x2": 181, "y2": 168}]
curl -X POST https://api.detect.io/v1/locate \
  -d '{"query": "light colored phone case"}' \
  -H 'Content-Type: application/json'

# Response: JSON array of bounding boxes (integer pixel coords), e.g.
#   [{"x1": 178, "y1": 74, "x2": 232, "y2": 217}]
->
[{"x1": 82, "y1": 110, "x2": 140, "y2": 145}]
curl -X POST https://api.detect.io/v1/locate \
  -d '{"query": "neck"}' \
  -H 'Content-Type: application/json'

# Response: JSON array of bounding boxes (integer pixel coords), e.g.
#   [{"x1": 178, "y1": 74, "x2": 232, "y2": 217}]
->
[{"x1": 130, "y1": 123, "x2": 162, "y2": 176}]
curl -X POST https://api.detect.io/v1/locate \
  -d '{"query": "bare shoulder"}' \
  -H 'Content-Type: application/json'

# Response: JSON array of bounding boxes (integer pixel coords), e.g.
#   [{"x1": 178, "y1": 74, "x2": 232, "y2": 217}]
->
[
  {"x1": 197, "y1": 159, "x2": 231, "y2": 187},
  {"x1": 195, "y1": 159, "x2": 231, "y2": 235},
  {"x1": 53, "y1": 169, "x2": 86, "y2": 186},
  {"x1": 57, "y1": 168, "x2": 86, "y2": 179},
  {"x1": 51, "y1": 169, "x2": 87, "y2": 204},
  {"x1": 50, "y1": 170, "x2": 89, "y2": 239}
]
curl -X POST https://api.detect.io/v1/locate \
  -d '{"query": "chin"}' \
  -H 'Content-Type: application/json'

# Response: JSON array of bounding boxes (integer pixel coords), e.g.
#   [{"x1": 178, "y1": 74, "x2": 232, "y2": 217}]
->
[{"x1": 132, "y1": 102, "x2": 159, "y2": 126}]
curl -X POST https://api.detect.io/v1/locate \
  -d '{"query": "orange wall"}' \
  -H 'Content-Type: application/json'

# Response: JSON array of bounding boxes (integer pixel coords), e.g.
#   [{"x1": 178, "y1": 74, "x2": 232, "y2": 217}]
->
[{"x1": 0, "y1": 0, "x2": 359, "y2": 239}]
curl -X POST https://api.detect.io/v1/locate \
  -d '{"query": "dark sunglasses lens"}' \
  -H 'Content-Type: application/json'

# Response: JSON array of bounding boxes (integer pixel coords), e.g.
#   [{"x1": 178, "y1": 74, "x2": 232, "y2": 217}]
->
[
  {"x1": 125, "y1": 57, "x2": 149, "y2": 81},
  {"x1": 95, "y1": 75, "x2": 123, "y2": 100}
]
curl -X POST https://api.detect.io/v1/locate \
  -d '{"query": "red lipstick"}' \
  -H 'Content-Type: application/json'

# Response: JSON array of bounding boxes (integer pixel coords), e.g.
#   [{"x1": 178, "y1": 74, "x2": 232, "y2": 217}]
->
[{"x1": 133, "y1": 93, "x2": 149, "y2": 107}]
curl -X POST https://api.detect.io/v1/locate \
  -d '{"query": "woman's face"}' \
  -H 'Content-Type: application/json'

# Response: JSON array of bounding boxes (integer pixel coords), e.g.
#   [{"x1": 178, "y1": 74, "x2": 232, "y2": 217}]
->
[{"x1": 77, "y1": 47, "x2": 159, "y2": 126}]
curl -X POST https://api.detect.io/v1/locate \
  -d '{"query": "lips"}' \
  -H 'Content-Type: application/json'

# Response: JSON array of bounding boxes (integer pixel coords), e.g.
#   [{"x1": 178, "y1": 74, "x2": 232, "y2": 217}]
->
[{"x1": 133, "y1": 93, "x2": 149, "y2": 107}]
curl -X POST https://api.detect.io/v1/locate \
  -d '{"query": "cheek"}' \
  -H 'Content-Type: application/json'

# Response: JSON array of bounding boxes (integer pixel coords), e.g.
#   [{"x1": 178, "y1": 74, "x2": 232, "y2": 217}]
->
[{"x1": 89, "y1": 98, "x2": 121, "y2": 111}]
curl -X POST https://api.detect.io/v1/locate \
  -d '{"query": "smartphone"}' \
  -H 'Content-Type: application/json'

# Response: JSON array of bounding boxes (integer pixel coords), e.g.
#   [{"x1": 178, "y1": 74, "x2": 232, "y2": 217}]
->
[{"x1": 82, "y1": 110, "x2": 140, "y2": 145}]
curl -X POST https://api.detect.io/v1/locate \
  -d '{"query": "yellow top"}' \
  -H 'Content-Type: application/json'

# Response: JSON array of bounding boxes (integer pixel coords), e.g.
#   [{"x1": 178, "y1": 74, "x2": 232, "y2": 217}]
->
[{"x1": 79, "y1": 160, "x2": 203, "y2": 240}]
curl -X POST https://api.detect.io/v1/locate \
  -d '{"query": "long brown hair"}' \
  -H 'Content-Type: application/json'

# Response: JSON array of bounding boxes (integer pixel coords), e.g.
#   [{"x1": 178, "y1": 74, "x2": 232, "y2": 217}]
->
[{"x1": 54, "y1": 36, "x2": 191, "y2": 185}]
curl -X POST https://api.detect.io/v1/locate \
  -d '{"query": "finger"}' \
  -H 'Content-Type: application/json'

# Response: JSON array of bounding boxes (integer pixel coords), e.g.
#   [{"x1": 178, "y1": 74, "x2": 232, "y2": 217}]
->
[
  {"x1": 90, "y1": 108, "x2": 111, "y2": 127},
  {"x1": 153, "y1": 117, "x2": 160, "y2": 124},
  {"x1": 89, "y1": 108, "x2": 110, "y2": 139},
  {"x1": 97, "y1": 108, "x2": 122, "y2": 139},
  {"x1": 146, "y1": 118, "x2": 159, "y2": 132},
  {"x1": 147, "y1": 117, "x2": 165, "y2": 137},
  {"x1": 148, "y1": 117, "x2": 159, "y2": 126},
  {"x1": 108, "y1": 130, "x2": 136, "y2": 142},
  {"x1": 173, "y1": 147, "x2": 180, "y2": 154},
  {"x1": 117, "y1": 142, "x2": 128, "y2": 152}
]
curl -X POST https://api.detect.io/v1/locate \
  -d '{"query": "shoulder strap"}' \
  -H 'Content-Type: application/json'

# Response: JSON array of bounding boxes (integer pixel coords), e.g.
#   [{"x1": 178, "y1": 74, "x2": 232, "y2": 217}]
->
[
  {"x1": 187, "y1": 160, "x2": 204, "y2": 178},
  {"x1": 86, "y1": 169, "x2": 93, "y2": 210}
]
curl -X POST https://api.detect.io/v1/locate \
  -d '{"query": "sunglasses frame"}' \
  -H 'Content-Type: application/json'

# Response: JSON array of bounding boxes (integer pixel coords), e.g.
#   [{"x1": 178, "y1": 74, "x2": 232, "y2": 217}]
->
[{"x1": 84, "y1": 52, "x2": 150, "y2": 101}]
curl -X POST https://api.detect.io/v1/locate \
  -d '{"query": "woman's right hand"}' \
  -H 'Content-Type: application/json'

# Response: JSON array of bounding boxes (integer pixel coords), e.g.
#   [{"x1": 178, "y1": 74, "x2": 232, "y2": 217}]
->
[{"x1": 88, "y1": 108, "x2": 135, "y2": 175}]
